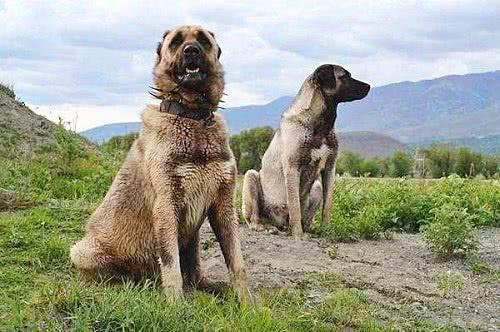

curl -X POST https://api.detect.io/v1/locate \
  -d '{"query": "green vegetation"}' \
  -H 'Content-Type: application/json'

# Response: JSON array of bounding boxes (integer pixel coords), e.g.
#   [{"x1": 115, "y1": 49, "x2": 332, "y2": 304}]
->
[
  {"x1": 0, "y1": 125, "x2": 118, "y2": 209},
  {"x1": 435, "y1": 272, "x2": 465, "y2": 298},
  {"x1": 419, "y1": 144, "x2": 499, "y2": 179},
  {"x1": 230, "y1": 126, "x2": 274, "y2": 174},
  {"x1": 423, "y1": 204, "x2": 478, "y2": 258},
  {"x1": 312, "y1": 177, "x2": 499, "y2": 246}
]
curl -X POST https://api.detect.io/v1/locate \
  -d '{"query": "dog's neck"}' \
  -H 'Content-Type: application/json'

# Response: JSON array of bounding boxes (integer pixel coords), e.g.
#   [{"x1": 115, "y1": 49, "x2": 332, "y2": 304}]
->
[
  {"x1": 159, "y1": 99, "x2": 215, "y2": 127},
  {"x1": 284, "y1": 83, "x2": 338, "y2": 135}
]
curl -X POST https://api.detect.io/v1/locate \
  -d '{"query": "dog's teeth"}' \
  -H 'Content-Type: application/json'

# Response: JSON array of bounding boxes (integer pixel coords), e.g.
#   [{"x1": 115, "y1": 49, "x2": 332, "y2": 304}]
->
[{"x1": 186, "y1": 67, "x2": 200, "y2": 74}]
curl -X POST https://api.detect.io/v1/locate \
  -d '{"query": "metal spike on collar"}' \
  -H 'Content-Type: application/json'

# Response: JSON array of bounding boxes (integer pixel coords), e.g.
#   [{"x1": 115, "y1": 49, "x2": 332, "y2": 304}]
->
[{"x1": 203, "y1": 112, "x2": 216, "y2": 128}]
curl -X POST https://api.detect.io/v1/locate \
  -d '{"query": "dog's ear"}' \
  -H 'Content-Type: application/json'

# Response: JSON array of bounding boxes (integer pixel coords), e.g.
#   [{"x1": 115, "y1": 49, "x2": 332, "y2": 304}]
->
[
  {"x1": 156, "y1": 30, "x2": 170, "y2": 64},
  {"x1": 208, "y1": 31, "x2": 222, "y2": 59},
  {"x1": 315, "y1": 64, "x2": 336, "y2": 92}
]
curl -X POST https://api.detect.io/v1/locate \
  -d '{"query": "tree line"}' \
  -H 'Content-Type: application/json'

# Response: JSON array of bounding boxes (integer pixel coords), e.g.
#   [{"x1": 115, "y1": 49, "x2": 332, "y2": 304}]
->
[{"x1": 230, "y1": 127, "x2": 499, "y2": 178}]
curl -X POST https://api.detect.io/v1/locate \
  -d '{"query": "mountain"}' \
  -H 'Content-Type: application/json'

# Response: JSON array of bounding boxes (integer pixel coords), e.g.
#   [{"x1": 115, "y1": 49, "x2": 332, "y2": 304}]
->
[
  {"x1": 222, "y1": 96, "x2": 293, "y2": 133},
  {"x1": 338, "y1": 70, "x2": 500, "y2": 142},
  {"x1": 337, "y1": 131, "x2": 406, "y2": 158},
  {"x1": 408, "y1": 134, "x2": 500, "y2": 155},
  {"x1": 80, "y1": 70, "x2": 500, "y2": 144},
  {"x1": 81, "y1": 122, "x2": 141, "y2": 144}
]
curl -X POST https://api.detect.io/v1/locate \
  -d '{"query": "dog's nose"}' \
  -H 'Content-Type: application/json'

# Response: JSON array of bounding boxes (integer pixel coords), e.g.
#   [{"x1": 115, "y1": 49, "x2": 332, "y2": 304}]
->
[{"x1": 183, "y1": 44, "x2": 201, "y2": 56}]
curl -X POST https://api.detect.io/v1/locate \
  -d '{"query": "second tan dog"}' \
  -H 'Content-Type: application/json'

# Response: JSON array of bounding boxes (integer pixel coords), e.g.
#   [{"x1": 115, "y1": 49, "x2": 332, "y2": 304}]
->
[
  {"x1": 70, "y1": 25, "x2": 250, "y2": 300},
  {"x1": 242, "y1": 64, "x2": 370, "y2": 239}
]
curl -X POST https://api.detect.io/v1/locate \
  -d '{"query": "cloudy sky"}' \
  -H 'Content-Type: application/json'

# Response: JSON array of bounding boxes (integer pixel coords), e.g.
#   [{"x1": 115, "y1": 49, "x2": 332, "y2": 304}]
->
[{"x1": 1, "y1": 0, "x2": 500, "y2": 131}]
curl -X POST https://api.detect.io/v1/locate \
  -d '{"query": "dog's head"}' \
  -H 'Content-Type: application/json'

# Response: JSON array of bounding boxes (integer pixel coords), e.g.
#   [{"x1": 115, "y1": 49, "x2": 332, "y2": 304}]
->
[
  {"x1": 153, "y1": 25, "x2": 224, "y2": 110},
  {"x1": 312, "y1": 64, "x2": 370, "y2": 103}
]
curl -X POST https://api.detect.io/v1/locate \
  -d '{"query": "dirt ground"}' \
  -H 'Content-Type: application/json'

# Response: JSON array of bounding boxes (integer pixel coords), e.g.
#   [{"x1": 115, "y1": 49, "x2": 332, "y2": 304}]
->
[{"x1": 200, "y1": 224, "x2": 500, "y2": 331}]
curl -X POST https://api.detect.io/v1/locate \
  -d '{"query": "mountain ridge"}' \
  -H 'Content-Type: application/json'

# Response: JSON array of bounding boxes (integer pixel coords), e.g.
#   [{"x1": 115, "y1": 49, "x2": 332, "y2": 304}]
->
[{"x1": 80, "y1": 69, "x2": 500, "y2": 146}]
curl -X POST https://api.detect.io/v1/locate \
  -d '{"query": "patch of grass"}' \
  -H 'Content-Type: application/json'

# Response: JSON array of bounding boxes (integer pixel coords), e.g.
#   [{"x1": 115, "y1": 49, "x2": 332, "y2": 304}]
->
[
  {"x1": 435, "y1": 271, "x2": 465, "y2": 298},
  {"x1": 326, "y1": 245, "x2": 338, "y2": 259},
  {"x1": 468, "y1": 258, "x2": 500, "y2": 284}
]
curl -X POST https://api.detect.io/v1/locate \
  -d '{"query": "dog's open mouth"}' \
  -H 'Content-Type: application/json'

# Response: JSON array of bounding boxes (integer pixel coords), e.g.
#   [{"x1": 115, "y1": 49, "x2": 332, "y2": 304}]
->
[{"x1": 176, "y1": 62, "x2": 207, "y2": 84}]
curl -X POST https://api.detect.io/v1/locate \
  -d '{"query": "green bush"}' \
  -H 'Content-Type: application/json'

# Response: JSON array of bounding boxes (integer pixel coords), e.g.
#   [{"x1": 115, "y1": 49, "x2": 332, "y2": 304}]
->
[
  {"x1": 312, "y1": 177, "x2": 498, "y2": 243},
  {"x1": 423, "y1": 204, "x2": 478, "y2": 258}
]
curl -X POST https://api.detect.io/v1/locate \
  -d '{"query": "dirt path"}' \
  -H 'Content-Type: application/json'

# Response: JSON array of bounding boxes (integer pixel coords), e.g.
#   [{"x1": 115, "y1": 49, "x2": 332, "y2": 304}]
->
[{"x1": 200, "y1": 225, "x2": 500, "y2": 331}]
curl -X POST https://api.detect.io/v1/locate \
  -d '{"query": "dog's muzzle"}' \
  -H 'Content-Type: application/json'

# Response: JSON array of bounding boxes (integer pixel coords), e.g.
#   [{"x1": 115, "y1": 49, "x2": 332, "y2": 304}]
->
[{"x1": 175, "y1": 43, "x2": 208, "y2": 85}]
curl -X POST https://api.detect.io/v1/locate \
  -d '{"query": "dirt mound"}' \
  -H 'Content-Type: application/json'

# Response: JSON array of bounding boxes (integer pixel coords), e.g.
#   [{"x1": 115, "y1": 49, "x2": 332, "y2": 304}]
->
[
  {"x1": 201, "y1": 224, "x2": 499, "y2": 331},
  {"x1": 0, "y1": 86, "x2": 56, "y2": 155}
]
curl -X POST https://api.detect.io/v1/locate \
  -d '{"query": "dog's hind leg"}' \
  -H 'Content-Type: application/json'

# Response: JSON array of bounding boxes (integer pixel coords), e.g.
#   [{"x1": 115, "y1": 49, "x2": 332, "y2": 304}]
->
[
  {"x1": 302, "y1": 179, "x2": 322, "y2": 232},
  {"x1": 242, "y1": 169, "x2": 265, "y2": 230},
  {"x1": 70, "y1": 237, "x2": 130, "y2": 280}
]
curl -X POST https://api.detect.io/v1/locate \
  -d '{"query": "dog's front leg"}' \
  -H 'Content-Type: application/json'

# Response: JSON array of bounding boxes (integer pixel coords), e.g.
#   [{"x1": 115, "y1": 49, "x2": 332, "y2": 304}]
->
[
  {"x1": 284, "y1": 166, "x2": 303, "y2": 240},
  {"x1": 321, "y1": 164, "x2": 335, "y2": 224},
  {"x1": 208, "y1": 184, "x2": 251, "y2": 303},
  {"x1": 153, "y1": 199, "x2": 183, "y2": 299}
]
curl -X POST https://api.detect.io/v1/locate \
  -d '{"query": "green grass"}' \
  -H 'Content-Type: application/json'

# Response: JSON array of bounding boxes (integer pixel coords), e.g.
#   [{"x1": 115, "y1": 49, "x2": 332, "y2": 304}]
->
[{"x1": 0, "y1": 201, "x2": 466, "y2": 331}]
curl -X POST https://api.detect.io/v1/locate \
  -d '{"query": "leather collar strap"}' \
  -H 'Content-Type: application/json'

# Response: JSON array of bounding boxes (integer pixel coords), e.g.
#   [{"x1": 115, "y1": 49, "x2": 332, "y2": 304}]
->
[{"x1": 159, "y1": 99, "x2": 215, "y2": 127}]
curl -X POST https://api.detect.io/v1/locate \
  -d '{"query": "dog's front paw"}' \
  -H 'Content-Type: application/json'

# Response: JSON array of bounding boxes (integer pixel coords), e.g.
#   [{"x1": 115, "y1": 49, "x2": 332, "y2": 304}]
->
[
  {"x1": 163, "y1": 286, "x2": 184, "y2": 302},
  {"x1": 249, "y1": 221, "x2": 265, "y2": 232},
  {"x1": 290, "y1": 227, "x2": 304, "y2": 240}
]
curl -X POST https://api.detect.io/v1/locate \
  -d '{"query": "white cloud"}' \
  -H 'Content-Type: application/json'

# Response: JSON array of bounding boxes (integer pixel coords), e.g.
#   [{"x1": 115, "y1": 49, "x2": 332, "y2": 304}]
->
[{"x1": 1, "y1": 0, "x2": 500, "y2": 130}]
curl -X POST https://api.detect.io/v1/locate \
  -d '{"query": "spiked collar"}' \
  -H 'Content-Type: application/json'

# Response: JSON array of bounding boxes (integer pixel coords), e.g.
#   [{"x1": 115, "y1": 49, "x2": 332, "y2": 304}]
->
[{"x1": 159, "y1": 99, "x2": 215, "y2": 127}]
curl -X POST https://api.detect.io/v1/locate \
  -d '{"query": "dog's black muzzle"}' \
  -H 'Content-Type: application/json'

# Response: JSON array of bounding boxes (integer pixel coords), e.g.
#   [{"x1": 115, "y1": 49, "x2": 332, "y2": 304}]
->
[
  {"x1": 343, "y1": 78, "x2": 370, "y2": 102},
  {"x1": 175, "y1": 42, "x2": 209, "y2": 85}
]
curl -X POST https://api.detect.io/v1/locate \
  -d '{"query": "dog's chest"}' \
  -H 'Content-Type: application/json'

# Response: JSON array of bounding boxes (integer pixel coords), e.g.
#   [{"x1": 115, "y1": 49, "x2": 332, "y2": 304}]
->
[
  {"x1": 310, "y1": 143, "x2": 331, "y2": 169},
  {"x1": 161, "y1": 123, "x2": 234, "y2": 231}
]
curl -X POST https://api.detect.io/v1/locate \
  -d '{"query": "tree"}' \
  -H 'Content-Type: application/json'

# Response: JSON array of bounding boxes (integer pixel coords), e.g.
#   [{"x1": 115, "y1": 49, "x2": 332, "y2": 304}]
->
[
  {"x1": 376, "y1": 157, "x2": 391, "y2": 177},
  {"x1": 423, "y1": 144, "x2": 456, "y2": 178},
  {"x1": 482, "y1": 156, "x2": 499, "y2": 178},
  {"x1": 455, "y1": 147, "x2": 482, "y2": 177},
  {"x1": 389, "y1": 150, "x2": 412, "y2": 177},
  {"x1": 338, "y1": 151, "x2": 365, "y2": 177},
  {"x1": 229, "y1": 135, "x2": 242, "y2": 170},
  {"x1": 230, "y1": 126, "x2": 274, "y2": 174},
  {"x1": 362, "y1": 159, "x2": 380, "y2": 177}
]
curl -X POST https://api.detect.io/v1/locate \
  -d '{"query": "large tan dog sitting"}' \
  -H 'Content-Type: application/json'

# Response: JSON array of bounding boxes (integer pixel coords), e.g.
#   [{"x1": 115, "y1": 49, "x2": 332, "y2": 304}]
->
[
  {"x1": 70, "y1": 25, "x2": 250, "y2": 300},
  {"x1": 242, "y1": 64, "x2": 370, "y2": 239}
]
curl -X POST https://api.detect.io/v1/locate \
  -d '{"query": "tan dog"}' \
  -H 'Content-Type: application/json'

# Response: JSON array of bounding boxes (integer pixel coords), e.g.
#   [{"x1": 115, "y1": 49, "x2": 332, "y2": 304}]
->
[
  {"x1": 242, "y1": 64, "x2": 370, "y2": 239},
  {"x1": 70, "y1": 25, "x2": 250, "y2": 300}
]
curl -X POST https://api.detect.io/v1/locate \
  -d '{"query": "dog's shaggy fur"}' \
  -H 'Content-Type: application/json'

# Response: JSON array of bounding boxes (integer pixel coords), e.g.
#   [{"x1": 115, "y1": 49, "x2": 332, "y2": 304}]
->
[
  {"x1": 70, "y1": 25, "x2": 250, "y2": 300},
  {"x1": 242, "y1": 64, "x2": 370, "y2": 239}
]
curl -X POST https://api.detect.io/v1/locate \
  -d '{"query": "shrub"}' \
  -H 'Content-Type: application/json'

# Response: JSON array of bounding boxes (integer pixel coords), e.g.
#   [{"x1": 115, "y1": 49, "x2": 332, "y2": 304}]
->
[
  {"x1": 0, "y1": 82, "x2": 16, "y2": 99},
  {"x1": 423, "y1": 204, "x2": 478, "y2": 258}
]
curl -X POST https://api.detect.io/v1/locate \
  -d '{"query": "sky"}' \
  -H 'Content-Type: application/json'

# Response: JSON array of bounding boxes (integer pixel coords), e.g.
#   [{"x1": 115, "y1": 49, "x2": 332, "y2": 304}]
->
[{"x1": 1, "y1": 0, "x2": 500, "y2": 131}]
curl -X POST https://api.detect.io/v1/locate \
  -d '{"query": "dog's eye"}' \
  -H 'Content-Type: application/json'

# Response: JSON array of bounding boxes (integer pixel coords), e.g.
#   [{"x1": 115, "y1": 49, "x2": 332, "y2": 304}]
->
[
  {"x1": 169, "y1": 34, "x2": 183, "y2": 49},
  {"x1": 197, "y1": 33, "x2": 212, "y2": 49}
]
